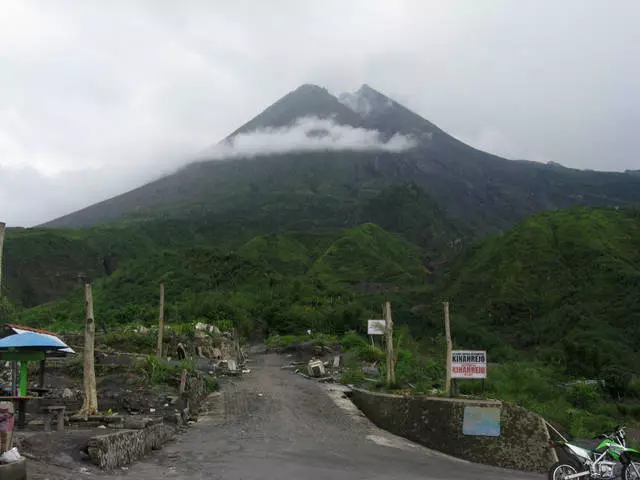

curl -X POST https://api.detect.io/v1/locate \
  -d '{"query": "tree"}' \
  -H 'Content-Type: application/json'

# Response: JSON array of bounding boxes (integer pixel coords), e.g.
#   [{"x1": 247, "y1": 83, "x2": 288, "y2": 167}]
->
[
  {"x1": 77, "y1": 283, "x2": 98, "y2": 419},
  {"x1": 601, "y1": 365, "x2": 632, "y2": 399}
]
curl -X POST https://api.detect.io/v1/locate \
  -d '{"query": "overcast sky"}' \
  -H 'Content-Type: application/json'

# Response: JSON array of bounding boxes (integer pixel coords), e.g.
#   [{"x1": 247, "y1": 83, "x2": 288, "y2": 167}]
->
[{"x1": 1, "y1": 0, "x2": 639, "y2": 227}]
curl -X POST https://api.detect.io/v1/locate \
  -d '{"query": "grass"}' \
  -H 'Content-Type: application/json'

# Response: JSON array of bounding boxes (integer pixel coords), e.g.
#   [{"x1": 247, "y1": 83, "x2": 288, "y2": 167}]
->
[{"x1": 143, "y1": 356, "x2": 197, "y2": 386}]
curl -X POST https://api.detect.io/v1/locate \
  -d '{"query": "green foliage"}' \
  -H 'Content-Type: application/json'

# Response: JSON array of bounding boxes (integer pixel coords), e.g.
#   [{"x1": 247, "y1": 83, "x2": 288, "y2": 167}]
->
[
  {"x1": 309, "y1": 223, "x2": 426, "y2": 285},
  {"x1": 355, "y1": 345, "x2": 385, "y2": 363},
  {"x1": 340, "y1": 331, "x2": 368, "y2": 351},
  {"x1": 143, "y1": 356, "x2": 196, "y2": 386},
  {"x1": 600, "y1": 365, "x2": 632, "y2": 398},
  {"x1": 203, "y1": 375, "x2": 219, "y2": 393},
  {"x1": 394, "y1": 349, "x2": 444, "y2": 392},
  {"x1": 433, "y1": 207, "x2": 640, "y2": 376},
  {"x1": 0, "y1": 297, "x2": 17, "y2": 324},
  {"x1": 101, "y1": 331, "x2": 156, "y2": 354},
  {"x1": 567, "y1": 383, "x2": 602, "y2": 410},
  {"x1": 340, "y1": 368, "x2": 366, "y2": 385}
]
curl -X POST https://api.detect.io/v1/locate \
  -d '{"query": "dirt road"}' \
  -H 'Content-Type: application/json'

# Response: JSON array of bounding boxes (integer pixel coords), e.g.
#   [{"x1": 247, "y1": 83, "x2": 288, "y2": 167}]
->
[{"x1": 102, "y1": 354, "x2": 544, "y2": 480}]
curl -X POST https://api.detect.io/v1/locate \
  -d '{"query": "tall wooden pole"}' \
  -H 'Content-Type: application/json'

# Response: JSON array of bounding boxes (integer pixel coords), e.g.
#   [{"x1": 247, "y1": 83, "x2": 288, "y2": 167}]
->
[
  {"x1": 156, "y1": 283, "x2": 165, "y2": 357},
  {"x1": 0, "y1": 221, "x2": 5, "y2": 297},
  {"x1": 78, "y1": 283, "x2": 98, "y2": 418},
  {"x1": 444, "y1": 301, "x2": 452, "y2": 396},
  {"x1": 384, "y1": 301, "x2": 395, "y2": 387}
]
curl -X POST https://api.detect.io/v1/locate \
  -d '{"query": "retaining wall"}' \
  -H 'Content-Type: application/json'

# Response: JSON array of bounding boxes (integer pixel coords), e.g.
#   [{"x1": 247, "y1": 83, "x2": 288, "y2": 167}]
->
[
  {"x1": 87, "y1": 422, "x2": 176, "y2": 470},
  {"x1": 350, "y1": 388, "x2": 556, "y2": 472}
]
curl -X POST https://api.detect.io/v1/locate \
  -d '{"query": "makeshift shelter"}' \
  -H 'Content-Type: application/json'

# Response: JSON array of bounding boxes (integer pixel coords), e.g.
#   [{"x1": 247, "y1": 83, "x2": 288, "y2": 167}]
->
[{"x1": 0, "y1": 325, "x2": 75, "y2": 426}]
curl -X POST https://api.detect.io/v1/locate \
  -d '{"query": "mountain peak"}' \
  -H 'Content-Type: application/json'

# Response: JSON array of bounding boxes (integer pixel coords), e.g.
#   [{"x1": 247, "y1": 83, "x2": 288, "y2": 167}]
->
[
  {"x1": 228, "y1": 84, "x2": 364, "y2": 137},
  {"x1": 293, "y1": 84, "x2": 330, "y2": 95},
  {"x1": 338, "y1": 84, "x2": 394, "y2": 119}
]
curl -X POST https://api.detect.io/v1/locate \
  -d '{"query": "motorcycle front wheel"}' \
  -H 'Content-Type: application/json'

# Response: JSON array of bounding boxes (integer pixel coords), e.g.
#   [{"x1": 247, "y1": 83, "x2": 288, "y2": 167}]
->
[
  {"x1": 623, "y1": 462, "x2": 640, "y2": 480},
  {"x1": 549, "y1": 462, "x2": 579, "y2": 480}
]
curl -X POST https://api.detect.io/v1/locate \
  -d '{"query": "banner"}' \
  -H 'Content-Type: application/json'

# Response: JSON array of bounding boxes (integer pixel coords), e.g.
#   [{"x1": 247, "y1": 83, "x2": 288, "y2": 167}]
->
[{"x1": 451, "y1": 350, "x2": 487, "y2": 379}]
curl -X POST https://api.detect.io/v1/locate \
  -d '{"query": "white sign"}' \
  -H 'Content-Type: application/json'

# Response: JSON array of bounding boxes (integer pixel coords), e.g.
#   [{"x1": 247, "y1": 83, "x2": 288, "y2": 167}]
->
[
  {"x1": 367, "y1": 319, "x2": 386, "y2": 335},
  {"x1": 451, "y1": 350, "x2": 487, "y2": 379}
]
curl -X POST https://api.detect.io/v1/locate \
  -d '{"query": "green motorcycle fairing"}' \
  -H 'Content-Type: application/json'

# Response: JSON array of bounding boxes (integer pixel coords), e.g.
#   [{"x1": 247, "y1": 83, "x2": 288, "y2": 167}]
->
[{"x1": 594, "y1": 439, "x2": 640, "y2": 461}]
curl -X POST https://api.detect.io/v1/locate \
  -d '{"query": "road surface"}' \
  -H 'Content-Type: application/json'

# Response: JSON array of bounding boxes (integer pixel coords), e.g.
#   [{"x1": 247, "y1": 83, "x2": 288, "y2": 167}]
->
[{"x1": 106, "y1": 353, "x2": 543, "y2": 480}]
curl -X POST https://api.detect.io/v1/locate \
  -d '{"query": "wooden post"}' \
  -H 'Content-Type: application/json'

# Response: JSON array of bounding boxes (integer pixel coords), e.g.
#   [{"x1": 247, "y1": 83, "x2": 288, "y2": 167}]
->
[
  {"x1": 444, "y1": 301, "x2": 452, "y2": 396},
  {"x1": 77, "y1": 283, "x2": 98, "y2": 419},
  {"x1": 156, "y1": 283, "x2": 165, "y2": 357},
  {"x1": 384, "y1": 301, "x2": 395, "y2": 387},
  {"x1": 0, "y1": 221, "x2": 5, "y2": 297},
  {"x1": 179, "y1": 369, "x2": 187, "y2": 394}
]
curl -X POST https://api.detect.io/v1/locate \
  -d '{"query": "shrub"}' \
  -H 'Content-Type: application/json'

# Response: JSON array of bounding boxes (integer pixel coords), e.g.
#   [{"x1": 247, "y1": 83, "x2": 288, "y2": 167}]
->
[
  {"x1": 102, "y1": 331, "x2": 156, "y2": 354},
  {"x1": 340, "y1": 368, "x2": 366, "y2": 385},
  {"x1": 568, "y1": 383, "x2": 601, "y2": 409},
  {"x1": 203, "y1": 375, "x2": 219, "y2": 393},
  {"x1": 144, "y1": 356, "x2": 196, "y2": 386},
  {"x1": 340, "y1": 331, "x2": 367, "y2": 351},
  {"x1": 356, "y1": 345, "x2": 385, "y2": 363},
  {"x1": 600, "y1": 365, "x2": 632, "y2": 398}
]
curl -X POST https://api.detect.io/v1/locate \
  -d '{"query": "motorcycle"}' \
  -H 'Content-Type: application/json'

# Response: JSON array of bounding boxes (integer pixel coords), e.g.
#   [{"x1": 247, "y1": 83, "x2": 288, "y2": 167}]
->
[{"x1": 548, "y1": 426, "x2": 640, "y2": 480}]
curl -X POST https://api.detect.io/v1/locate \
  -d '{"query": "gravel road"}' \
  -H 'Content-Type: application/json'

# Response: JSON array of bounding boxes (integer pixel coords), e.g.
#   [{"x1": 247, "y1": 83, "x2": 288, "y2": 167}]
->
[{"x1": 103, "y1": 353, "x2": 543, "y2": 480}]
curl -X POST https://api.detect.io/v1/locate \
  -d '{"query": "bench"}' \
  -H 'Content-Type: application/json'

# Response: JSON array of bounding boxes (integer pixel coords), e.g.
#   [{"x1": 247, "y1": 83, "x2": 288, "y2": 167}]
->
[{"x1": 43, "y1": 406, "x2": 66, "y2": 432}]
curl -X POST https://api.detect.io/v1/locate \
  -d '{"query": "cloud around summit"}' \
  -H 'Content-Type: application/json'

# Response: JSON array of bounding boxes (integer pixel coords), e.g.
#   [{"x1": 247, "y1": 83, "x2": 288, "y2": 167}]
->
[{"x1": 206, "y1": 117, "x2": 417, "y2": 159}]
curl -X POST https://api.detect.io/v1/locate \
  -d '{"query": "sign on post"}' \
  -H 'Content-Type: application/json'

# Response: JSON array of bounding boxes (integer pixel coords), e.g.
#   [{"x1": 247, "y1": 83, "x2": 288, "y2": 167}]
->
[
  {"x1": 451, "y1": 350, "x2": 487, "y2": 379},
  {"x1": 367, "y1": 319, "x2": 386, "y2": 336}
]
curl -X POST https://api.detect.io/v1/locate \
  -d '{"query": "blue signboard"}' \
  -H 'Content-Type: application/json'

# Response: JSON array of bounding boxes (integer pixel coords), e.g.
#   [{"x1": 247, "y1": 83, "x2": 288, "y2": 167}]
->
[{"x1": 462, "y1": 406, "x2": 501, "y2": 436}]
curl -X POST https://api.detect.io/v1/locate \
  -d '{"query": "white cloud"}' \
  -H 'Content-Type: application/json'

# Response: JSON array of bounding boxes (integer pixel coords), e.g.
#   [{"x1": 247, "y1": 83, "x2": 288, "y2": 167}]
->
[
  {"x1": 0, "y1": 116, "x2": 415, "y2": 227},
  {"x1": 206, "y1": 117, "x2": 416, "y2": 159}
]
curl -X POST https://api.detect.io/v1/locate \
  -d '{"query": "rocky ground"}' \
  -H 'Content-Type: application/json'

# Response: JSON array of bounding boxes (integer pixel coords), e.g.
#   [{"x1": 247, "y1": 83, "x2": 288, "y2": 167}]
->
[{"x1": 26, "y1": 352, "x2": 541, "y2": 480}]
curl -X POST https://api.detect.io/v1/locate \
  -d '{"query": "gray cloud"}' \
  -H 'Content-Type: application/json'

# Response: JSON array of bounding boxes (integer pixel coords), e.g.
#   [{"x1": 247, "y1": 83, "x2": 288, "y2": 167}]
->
[{"x1": 1, "y1": 0, "x2": 639, "y2": 226}]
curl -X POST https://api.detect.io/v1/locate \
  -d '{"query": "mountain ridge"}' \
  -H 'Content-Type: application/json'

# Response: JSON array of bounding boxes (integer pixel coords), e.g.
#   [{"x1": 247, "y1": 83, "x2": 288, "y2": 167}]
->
[{"x1": 41, "y1": 83, "x2": 640, "y2": 231}]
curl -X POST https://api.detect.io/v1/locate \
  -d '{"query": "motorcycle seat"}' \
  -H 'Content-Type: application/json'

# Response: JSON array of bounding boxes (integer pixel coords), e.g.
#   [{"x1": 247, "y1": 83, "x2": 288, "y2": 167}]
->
[{"x1": 572, "y1": 439, "x2": 601, "y2": 452}]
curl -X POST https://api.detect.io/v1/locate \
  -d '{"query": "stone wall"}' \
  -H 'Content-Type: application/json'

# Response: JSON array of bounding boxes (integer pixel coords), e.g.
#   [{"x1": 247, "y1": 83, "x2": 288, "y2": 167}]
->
[
  {"x1": 87, "y1": 422, "x2": 176, "y2": 470},
  {"x1": 350, "y1": 388, "x2": 556, "y2": 473}
]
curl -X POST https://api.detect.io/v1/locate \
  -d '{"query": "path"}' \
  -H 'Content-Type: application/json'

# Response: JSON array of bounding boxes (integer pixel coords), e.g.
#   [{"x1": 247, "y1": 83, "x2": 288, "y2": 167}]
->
[{"x1": 104, "y1": 353, "x2": 543, "y2": 480}]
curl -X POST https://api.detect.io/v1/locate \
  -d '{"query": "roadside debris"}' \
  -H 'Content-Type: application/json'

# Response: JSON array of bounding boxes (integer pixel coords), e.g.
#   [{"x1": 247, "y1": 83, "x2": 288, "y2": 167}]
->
[{"x1": 307, "y1": 360, "x2": 326, "y2": 378}]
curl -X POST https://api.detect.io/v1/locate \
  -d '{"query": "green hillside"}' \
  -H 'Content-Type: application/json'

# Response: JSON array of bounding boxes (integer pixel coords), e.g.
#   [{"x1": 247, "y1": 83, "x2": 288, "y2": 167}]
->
[
  {"x1": 16, "y1": 224, "x2": 428, "y2": 336},
  {"x1": 4, "y1": 182, "x2": 462, "y2": 309},
  {"x1": 309, "y1": 223, "x2": 426, "y2": 285},
  {"x1": 431, "y1": 207, "x2": 640, "y2": 375}
]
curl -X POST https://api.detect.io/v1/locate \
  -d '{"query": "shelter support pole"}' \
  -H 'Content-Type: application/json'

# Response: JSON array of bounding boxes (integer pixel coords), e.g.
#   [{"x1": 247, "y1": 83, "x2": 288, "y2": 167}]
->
[
  {"x1": 19, "y1": 362, "x2": 28, "y2": 397},
  {"x1": 39, "y1": 360, "x2": 46, "y2": 388},
  {"x1": 11, "y1": 361, "x2": 17, "y2": 396}
]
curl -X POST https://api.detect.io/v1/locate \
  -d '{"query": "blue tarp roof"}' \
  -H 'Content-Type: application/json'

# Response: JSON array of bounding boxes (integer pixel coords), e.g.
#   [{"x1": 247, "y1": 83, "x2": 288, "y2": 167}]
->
[{"x1": 0, "y1": 331, "x2": 69, "y2": 351}]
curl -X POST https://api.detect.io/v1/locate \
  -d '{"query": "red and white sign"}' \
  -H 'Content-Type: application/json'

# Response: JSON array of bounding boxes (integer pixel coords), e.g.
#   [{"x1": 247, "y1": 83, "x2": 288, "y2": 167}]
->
[{"x1": 451, "y1": 350, "x2": 487, "y2": 379}]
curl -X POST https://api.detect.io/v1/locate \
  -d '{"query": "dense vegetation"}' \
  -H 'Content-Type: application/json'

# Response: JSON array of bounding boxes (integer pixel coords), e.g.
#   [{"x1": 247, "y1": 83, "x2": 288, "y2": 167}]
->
[
  {"x1": 4, "y1": 183, "x2": 462, "y2": 308},
  {"x1": 13, "y1": 223, "x2": 428, "y2": 338},
  {"x1": 433, "y1": 207, "x2": 640, "y2": 376},
  {"x1": 3, "y1": 205, "x2": 640, "y2": 439}
]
